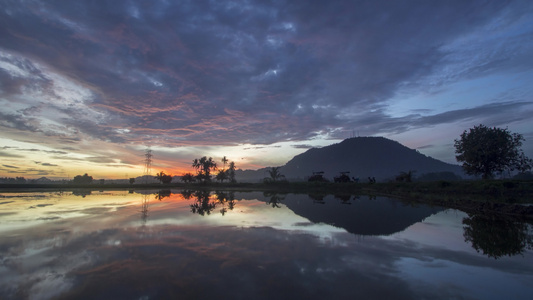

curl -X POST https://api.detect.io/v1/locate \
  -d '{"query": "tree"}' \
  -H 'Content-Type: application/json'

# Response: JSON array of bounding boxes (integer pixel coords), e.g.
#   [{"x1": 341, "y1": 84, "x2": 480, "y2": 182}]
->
[
  {"x1": 155, "y1": 171, "x2": 173, "y2": 184},
  {"x1": 454, "y1": 124, "x2": 532, "y2": 179},
  {"x1": 228, "y1": 161, "x2": 237, "y2": 183},
  {"x1": 221, "y1": 156, "x2": 228, "y2": 170},
  {"x1": 192, "y1": 156, "x2": 217, "y2": 183},
  {"x1": 129, "y1": 177, "x2": 135, "y2": 185},
  {"x1": 264, "y1": 167, "x2": 286, "y2": 183},
  {"x1": 215, "y1": 169, "x2": 228, "y2": 183},
  {"x1": 72, "y1": 173, "x2": 93, "y2": 184},
  {"x1": 181, "y1": 172, "x2": 196, "y2": 183}
]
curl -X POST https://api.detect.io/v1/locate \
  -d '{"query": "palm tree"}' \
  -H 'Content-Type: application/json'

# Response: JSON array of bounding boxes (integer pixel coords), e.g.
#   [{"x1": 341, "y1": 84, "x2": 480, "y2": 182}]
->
[
  {"x1": 155, "y1": 171, "x2": 172, "y2": 184},
  {"x1": 265, "y1": 167, "x2": 285, "y2": 183},
  {"x1": 192, "y1": 156, "x2": 217, "y2": 183},
  {"x1": 228, "y1": 161, "x2": 237, "y2": 183},
  {"x1": 181, "y1": 172, "x2": 196, "y2": 183},
  {"x1": 221, "y1": 156, "x2": 228, "y2": 170},
  {"x1": 215, "y1": 169, "x2": 228, "y2": 183}
]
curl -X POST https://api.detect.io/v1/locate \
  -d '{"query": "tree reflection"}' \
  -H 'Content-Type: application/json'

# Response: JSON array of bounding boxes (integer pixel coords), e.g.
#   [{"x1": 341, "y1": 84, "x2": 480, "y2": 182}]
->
[
  {"x1": 214, "y1": 191, "x2": 236, "y2": 215},
  {"x1": 463, "y1": 214, "x2": 533, "y2": 259},
  {"x1": 187, "y1": 190, "x2": 237, "y2": 216},
  {"x1": 308, "y1": 193, "x2": 326, "y2": 204},
  {"x1": 264, "y1": 192, "x2": 285, "y2": 208},
  {"x1": 180, "y1": 190, "x2": 194, "y2": 200},
  {"x1": 334, "y1": 193, "x2": 352, "y2": 204},
  {"x1": 72, "y1": 190, "x2": 92, "y2": 197},
  {"x1": 155, "y1": 189, "x2": 172, "y2": 201}
]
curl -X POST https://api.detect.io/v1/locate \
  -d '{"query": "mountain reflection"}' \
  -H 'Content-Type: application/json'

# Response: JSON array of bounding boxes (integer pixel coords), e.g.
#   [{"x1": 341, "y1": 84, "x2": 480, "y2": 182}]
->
[
  {"x1": 463, "y1": 214, "x2": 533, "y2": 259},
  {"x1": 282, "y1": 194, "x2": 443, "y2": 236}
]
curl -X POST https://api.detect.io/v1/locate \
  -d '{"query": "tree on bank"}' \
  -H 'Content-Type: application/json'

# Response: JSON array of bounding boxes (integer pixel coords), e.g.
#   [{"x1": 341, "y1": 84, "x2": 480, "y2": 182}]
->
[
  {"x1": 181, "y1": 172, "x2": 196, "y2": 183},
  {"x1": 228, "y1": 161, "x2": 236, "y2": 183},
  {"x1": 192, "y1": 156, "x2": 217, "y2": 183},
  {"x1": 264, "y1": 167, "x2": 286, "y2": 183},
  {"x1": 155, "y1": 171, "x2": 173, "y2": 184},
  {"x1": 454, "y1": 124, "x2": 532, "y2": 179},
  {"x1": 72, "y1": 173, "x2": 93, "y2": 184}
]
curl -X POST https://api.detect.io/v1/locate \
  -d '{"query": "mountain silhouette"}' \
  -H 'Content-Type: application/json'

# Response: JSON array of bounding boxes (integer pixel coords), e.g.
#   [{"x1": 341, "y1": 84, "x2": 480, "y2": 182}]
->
[{"x1": 236, "y1": 137, "x2": 463, "y2": 182}]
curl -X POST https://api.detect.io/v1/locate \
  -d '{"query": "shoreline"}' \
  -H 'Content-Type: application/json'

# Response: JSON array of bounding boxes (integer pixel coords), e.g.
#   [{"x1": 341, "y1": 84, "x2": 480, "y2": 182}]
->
[{"x1": 2, "y1": 180, "x2": 533, "y2": 219}]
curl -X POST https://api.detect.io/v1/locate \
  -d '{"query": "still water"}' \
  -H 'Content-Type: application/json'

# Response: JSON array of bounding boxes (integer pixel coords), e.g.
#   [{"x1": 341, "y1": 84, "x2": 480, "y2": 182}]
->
[{"x1": 1, "y1": 190, "x2": 532, "y2": 299}]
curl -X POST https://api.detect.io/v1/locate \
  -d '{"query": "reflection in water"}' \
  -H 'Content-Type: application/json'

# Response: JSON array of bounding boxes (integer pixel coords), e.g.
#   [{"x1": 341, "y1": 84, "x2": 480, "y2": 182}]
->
[
  {"x1": 155, "y1": 189, "x2": 171, "y2": 201},
  {"x1": 308, "y1": 192, "x2": 326, "y2": 204},
  {"x1": 264, "y1": 191, "x2": 285, "y2": 208},
  {"x1": 189, "y1": 190, "x2": 217, "y2": 216},
  {"x1": 187, "y1": 190, "x2": 237, "y2": 216},
  {"x1": 72, "y1": 189, "x2": 92, "y2": 197},
  {"x1": 283, "y1": 194, "x2": 444, "y2": 236},
  {"x1": 1, "y1": 190, "x2": 532, "y2": 300},
  {"x1": 140, "y1": 194, "x2": 149, "y2": 225},
  {"x1": 214, "y1": 190, "x2": 236, "y2": 215},
  {"x1": 463, "y1": 214, "x2": 533, "y2": 259},
  {"x1": 333, "y1": 193, "x2": 352, "y2": 204}
]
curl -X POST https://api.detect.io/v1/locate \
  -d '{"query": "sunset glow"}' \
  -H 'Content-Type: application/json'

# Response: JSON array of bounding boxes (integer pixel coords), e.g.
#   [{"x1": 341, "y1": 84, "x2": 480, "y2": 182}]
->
[{"x1": 1, "y1": 1, "x2": 532, "y2": 179}]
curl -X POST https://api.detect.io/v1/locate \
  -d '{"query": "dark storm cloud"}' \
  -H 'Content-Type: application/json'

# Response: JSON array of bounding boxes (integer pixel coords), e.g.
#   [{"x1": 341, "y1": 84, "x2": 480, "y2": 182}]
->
[{"x1": 1, "y1": 0, "x2": 532, "y2": 146}]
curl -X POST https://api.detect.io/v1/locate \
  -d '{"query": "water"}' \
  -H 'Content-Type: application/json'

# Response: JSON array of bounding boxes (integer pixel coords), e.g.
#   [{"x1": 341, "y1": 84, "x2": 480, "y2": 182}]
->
[{"x1": 1, "y1": 190, "x2": 532, "y2": 299}]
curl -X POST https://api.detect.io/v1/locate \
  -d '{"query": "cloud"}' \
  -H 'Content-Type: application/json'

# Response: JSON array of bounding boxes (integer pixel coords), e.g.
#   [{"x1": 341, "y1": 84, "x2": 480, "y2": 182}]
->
[
  {"x1": 0, "y1": 150, "x2": 23, "y2": 158},
  {"x1": 0, "y1": 0, "x2": 532, "y2": 172},
  {"x1": 291, "y1": 144, "x2": 314, "y2": 149},
  {"x1": 34, "y1": 161, "x2": 58, "y2": 167},
  {"x1": 2, "y1": 164, "x2": 19, "y2": 169}
]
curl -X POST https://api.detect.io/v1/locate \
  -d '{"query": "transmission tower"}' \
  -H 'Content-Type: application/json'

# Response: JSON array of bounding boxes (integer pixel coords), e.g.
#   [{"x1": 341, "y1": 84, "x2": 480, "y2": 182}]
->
[{"x1": 143, "y1": 148, "x2": 153, "y2": 177}]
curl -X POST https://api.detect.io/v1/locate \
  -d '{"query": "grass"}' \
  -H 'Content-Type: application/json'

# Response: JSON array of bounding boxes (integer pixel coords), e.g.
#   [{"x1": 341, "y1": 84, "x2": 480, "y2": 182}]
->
[{"x1": 2, "y1": 179, "x2": 533, "y2": 218}]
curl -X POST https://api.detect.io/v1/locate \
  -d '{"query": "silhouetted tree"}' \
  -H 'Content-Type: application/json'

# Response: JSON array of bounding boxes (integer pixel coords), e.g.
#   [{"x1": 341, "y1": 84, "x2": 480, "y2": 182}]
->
[
  {"x1": 192, "y1": 156, "x2": 217, "y2": 183},
  {"x1": 264, "y1": 167, "x2": 286, "y2": 183},
  {"x1": 395, "y1": 170, "x2": 414, "y2": 182},
  {"x1": 455, "y1": 124, "x2": 532, "y2": 179},
  {"x1": 228, "y1": 161, "x2": 237, "y2": 183},
  {"x1": 215, "y1": 169, "x2": 228, "y2": 183},
  {"x1": 308, "y1": 171, "x2": 327, "y2": 182},
  {"x1": 129, "y1": 177, "x2": 135, "y2": 185},
  {"x1": 221, "y1": 156, "x2": 228, "y2": 170},
  {"x1": 334, "y1": 172, "x2": 351, "y2": 183},
  {"x1": 72, "y1": 173, "x2": 93, "y2": 184},
  {"x1": 155, "y1": 171, "x2": 173, "y2": 184},
  {"x1": 181, "y1": 172, "x2": 196, "y2": 183}
]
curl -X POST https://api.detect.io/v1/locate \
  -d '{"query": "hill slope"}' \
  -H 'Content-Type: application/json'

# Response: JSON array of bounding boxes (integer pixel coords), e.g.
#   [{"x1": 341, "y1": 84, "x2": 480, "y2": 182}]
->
[{"x1": 236, "y1": 137, "x2": 463, "y2": 182}]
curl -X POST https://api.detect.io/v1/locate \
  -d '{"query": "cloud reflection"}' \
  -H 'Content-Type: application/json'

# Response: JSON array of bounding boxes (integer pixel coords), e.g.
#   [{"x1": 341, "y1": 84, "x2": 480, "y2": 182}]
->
[{"x1": 0, "y1": 191, "x2": 532, "y2": 299}]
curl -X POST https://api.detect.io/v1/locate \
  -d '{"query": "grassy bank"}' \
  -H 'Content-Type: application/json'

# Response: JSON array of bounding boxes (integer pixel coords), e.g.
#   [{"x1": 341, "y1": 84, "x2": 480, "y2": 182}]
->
[{"x1": 2, "y1": 180, "x2": 533, "y2": 218}]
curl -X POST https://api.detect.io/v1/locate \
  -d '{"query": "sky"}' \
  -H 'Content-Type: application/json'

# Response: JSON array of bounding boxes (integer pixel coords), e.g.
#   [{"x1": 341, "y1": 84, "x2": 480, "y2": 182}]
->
[{"x1": 1, "y1": 0, "x2": 533, "y2": 179}]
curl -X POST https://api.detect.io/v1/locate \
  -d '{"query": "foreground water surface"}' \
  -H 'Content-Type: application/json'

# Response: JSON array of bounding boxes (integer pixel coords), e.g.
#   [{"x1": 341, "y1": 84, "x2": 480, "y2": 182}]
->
[{"x1": 1, "y1": 190, "x2": 532, "y2": 299}]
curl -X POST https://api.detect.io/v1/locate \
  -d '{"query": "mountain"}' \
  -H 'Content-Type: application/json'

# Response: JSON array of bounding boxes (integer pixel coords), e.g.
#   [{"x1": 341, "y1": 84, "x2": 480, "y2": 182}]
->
[{"x1": 236, "y1": 136, "x2": 463, "y2": 182}]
